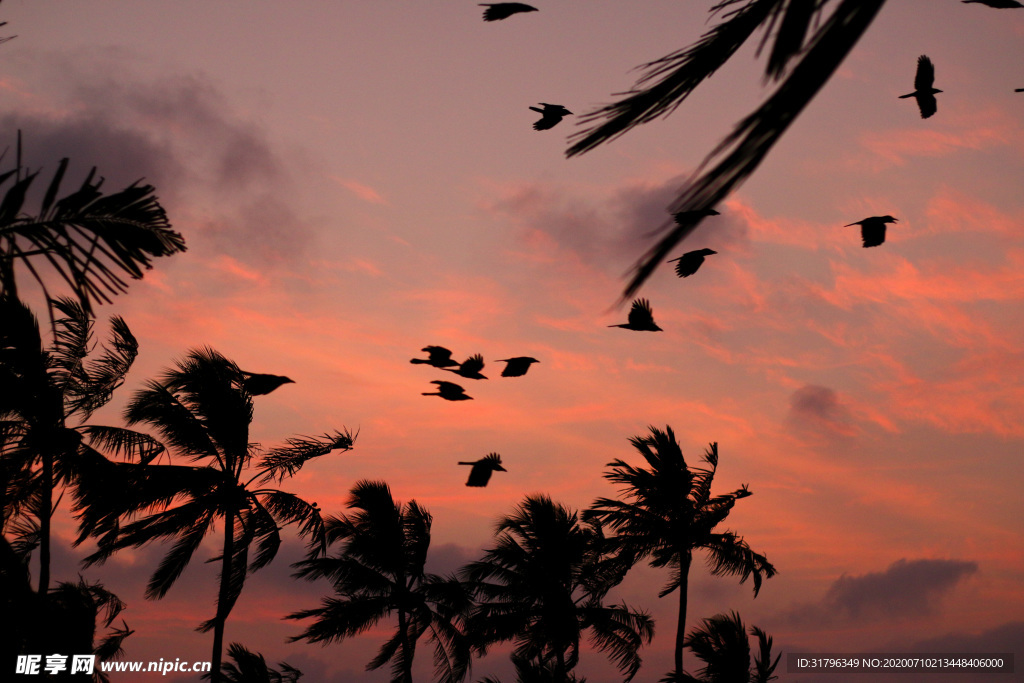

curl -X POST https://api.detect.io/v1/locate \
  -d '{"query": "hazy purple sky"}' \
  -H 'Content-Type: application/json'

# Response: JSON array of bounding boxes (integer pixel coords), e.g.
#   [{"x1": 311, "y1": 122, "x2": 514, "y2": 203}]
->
[{"x1": 3, "y1": 2, "x2": 1023, "y2": 681}]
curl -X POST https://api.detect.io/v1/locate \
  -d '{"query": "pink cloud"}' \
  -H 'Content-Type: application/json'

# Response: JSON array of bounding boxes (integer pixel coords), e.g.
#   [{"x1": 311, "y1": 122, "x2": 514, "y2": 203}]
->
[{"x1": 329, "y1": 175, "x2": 387, "y2": 204}]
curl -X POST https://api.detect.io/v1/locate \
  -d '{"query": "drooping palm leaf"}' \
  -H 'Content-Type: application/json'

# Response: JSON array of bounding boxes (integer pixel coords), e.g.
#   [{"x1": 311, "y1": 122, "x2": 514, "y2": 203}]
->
[
  {"x1": 565, "y1": 0, "x2": 886, "y2": 299},
  {"x1": 0, "y1": 159, "x2": 186, "y2": 314}
]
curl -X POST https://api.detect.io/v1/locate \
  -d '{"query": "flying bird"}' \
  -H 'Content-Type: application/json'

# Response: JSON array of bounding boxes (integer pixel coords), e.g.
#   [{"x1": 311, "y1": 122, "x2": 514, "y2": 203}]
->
[
  {"x1": 422, "y1": 381, "x2": 473, "y2": 401},
  {"x1": 609, "y1": 298, "x2": 663, "y2": 332},
  {"x1": 845, "y1": 215, "x2": 899, "y2": 248},
  {"x1": 480, "y1": 3, "x2": 538, "y2": 21},
  {"x1": 459, "y1": 453, "x2": 506, "y2": 487},
  {"x1": 445, "y1": 354, "x2": 488, "y2": 380},
  {"x1": 899, "y1": 55, "x2": 942, "y2": 119},
  {"x1": 668, "y1": 248, "x2": 717, "y2": 278},
  {"x1": 496, "y1": 357, "x2": 539, "y2": 377},
  {"x1": 962, "y1": 0, "x2": 1023, "y2": 7},
  {"x1": 241, "y1": 371, "x2": 294, "y2": 396},
  {"x1": 410, "y1": 345, "x2": 460, "y2": 368},
  {"x1": 530, "y1": 103, "x2": 573, "y2": 131},
  {"x1": 673, "y1": 209, "x2": 720, "y2": 222}
]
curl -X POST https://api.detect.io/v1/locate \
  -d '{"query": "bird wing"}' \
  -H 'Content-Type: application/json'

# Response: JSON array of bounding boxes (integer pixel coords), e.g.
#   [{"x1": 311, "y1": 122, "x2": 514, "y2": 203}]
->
[
  {"x1": 462, "y1": 354, "x2": 485, "y2": 374},
  {"x1": 914, "y1": 55, "x2": 934, "y2": 90},
  {"x1": 861, "y1": 222, "x2": 886, "y2": 247},
  {"x1": 533, "y1": 113, "x2": 561, "y2": 130},
  {"x1": 628, "y1": 298, "x2": 654, "y2": 326},
  {"x1": 916, "y1": 93, "x2": 937, "y2": 119},
  {"x1": 465, "y1": 464, "x2": 491, "y2": 487}
]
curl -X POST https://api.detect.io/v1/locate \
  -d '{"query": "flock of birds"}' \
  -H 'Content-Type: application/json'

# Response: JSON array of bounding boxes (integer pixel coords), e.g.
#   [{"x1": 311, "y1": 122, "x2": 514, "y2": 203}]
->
[{"x1": 412, "y1": 346, "x2": 539, "y2": 485}]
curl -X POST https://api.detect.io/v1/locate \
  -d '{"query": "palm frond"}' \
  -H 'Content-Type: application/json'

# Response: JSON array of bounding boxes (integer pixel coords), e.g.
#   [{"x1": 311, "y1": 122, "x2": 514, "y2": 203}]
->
[
  {"x1": 256, "y1": 428, "x2": 356, "y2": 485},
  {"x1": 80, "y1": 425, "x2": 165, "y2": 464},
  {"x1": 0, "y1": 159, "x2": 186, "y2": 313},
  {"x1": 619, "y1": 0, "x2": 886, "y2": 299},
  {"x1": 567, "y1": 0, "x2": 786, "y2": 156}
]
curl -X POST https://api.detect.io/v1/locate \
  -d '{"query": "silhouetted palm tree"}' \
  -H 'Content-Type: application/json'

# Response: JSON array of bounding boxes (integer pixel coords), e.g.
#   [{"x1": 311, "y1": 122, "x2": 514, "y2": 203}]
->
[
  {"x1": 0, "y1": 295, "x2": 146, "y2": 596},
  {"x1": 218, "y1": 643, "x2": 303, "y2": 683},
  {"x1": 566, "y1": 0, "x2": 887, "y2": 299},
  {"x1": 584, "y1": 428, "x2": 775, "y2": 678},
  {"x1": 666, "y1": 611, "x2": 779, "y2": 683},
  {"x1": 0, "y1": 156, "x2": 185, "y2": 326},
  {"x1": 463, "y1": 495, "x2": 654, "y2": 682},
  {"x1": 289, "y1": 480, "x2": 471, "y2": 683},
  {"x1": 75, "y1": 348, "x2": 355, "y2": 683}
]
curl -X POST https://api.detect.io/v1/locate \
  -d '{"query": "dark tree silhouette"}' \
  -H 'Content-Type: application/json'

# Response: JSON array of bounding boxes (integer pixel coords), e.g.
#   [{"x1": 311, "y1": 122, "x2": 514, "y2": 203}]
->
[
  {"x1": 463, "y1": 495, "x2": 654, "y2": 682},
  {"x1": 240, "y1": 371, "x2": 295, "y2": 396},
  {"x1": 584, "y1": 428, "x2": 775, "y2": 678},
  {"x1": 218, "y1": 643, "x2": 303, "y2": 683},
  {"x1": 445, "y1": 354, "x2": 488, "y2": 380},
  {"x1": 0, "y1": 296, "x2": 145, "y2": 597},
  {"x1": 609, "y1": 298, "x2": 662, "y2": 331},
  {"x1": 480, "y1": 3, "x2": 538, "y2": 21},
  {"x1": 2, "y1": 535, "x2": 133, "y2": 683},
  {"x1": 289, "y1": 480, "x2": 471, "y2": 683},
  {"x1": 566, "y1": 0, "x2": 887, "y2": 300},
  {"x1": 458, "y1": 453, "x2": 507, "y2": 487},
  {"x1": 899, "y1": 55, "x2": 942, "y2": 119},
  {"x1": 844, "y1": 215, "x2": 898, "y2": 248},
  {"x1": 669, "y1": 249, "x2": 717, "y2": 278},
  {"x1": 0, "y1": 157, "x2": 185, "y2": 326},
  {"x1": 530, "y1": 104, "x2": 573, "y2": 131},
  {"x1": 411, "y1": 346, "x2": 460, "y2": 369},
  {"x1": 423, "y1": 380, "x2": 474, "y2": 401},
  {"x1": 496, "y1": 357, "x2": 540, "y2": 377},
  {"x1": 75, "y1": 348, "x2": 355, "y2": 683},
  {"x1": 668, "y1": 611, "x2": 780, "y2": 683}
]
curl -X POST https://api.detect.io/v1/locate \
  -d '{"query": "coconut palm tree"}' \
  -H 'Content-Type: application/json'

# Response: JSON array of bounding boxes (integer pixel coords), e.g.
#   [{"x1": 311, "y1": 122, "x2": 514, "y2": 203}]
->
[
  {"x1": 218, "y1": 643, "x2": 303, "y2": 683},
  {"x1": 584, "y1": 427, "x2": 775, "y2": 678},
  {"x1": 0, "y1": 295, "x2": 151, "y2": 596},
  {"x1": 566, "y1": 0, "x2": 887, "y2": 299},
  {"x1": 75, "y1": 347, "x2": 355, "y2": 683},
  {"x1": 0, "y1": 155, "x2": 185, "y2": 328},
  {"x1": 289, "y1": 480, "x2": 471, "y2": 683},
  {"x1": 669, "y1": 611, "x2": 780, "y2": 683},
  {"x1": 463, "y1": 495, "x2": 654, "y2": 682}
]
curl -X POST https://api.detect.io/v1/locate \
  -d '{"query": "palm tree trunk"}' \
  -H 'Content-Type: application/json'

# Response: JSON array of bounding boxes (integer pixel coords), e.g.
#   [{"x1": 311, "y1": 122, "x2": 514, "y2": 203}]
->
[
  {"x1": 38, "y1": 449, "x2": 53, "y2": 596},
  {"x1": 397, "y1": 607, "x2": 413, "y2": 683},
  {"x1": 210, "y1": 509, "x2": 234, "y2": 683},
  {"x1": 674, "y1": 554, "x2": 692, "y2": 678}
]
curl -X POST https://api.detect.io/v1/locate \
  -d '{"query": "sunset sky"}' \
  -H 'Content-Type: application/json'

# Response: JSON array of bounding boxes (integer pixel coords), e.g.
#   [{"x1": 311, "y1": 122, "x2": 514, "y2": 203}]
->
[{"x1": 2, "y1": 1, "x2": 1023, "y2": 681}]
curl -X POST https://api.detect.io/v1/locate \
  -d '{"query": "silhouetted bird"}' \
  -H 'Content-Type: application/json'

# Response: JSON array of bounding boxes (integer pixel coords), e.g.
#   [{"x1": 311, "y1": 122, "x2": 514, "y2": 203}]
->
[
  {"x1": 609, "y1": 298, "x2": 663, "y2": 331},
  {"x1": 497, "y1": 357, "x2": 539, "y2": 377},
  {"x1": 899, "y1": 55, "x2": 942, "y2": 119},
  {"x1": 422, "y1": 381, "x2": 473, "y2": 401},
  {"x1": 669, "y1": 248, "x2": 717, "y2": 278},
  {"x1": 459, "y1": 453, "x2": 506, "y2": 487},
  {"x1": 241, "y1": 371, "x2": 294, "y2": 396},
  {"x1": 480, "y1": 3, "x2": 538, "y2": 21},
  {"x1": 530, "y1": 103, "x2": 573, "y2": 131},
  {"x1": 445, "y1": 354, "x2": 488, "y2": 380},
  {"x1": 962, "y1": 0, "x2": 1023, "y2": 7},
  {"x1": 673, "y1": 209, "x2": 720, "y2": 222},
  {"x1": 410, "y1": 345, "x2": 460, "y2": 368},
  {"x1": 845, "y1": 215, "x2": 898, "y2": 248}
]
